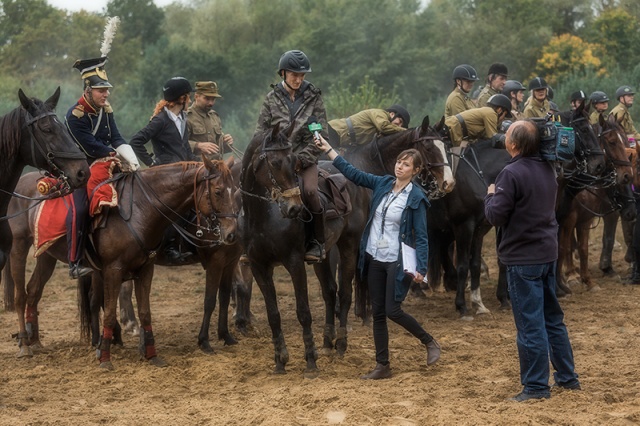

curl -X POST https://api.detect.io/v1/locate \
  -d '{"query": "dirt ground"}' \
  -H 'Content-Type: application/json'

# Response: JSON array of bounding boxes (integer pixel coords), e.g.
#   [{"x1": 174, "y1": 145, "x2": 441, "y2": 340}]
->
[{"x1": 1, "y1": 223, "x2": 640, "y2": 426}]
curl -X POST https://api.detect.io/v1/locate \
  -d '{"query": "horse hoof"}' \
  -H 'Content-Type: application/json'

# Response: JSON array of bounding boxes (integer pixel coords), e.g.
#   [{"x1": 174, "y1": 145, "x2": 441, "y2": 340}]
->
[
  {"x1": 499, "y1": 301, "x2": 512, "y2": 311},
  {"x1": 223, "y1": 336, "x2": 238, "y2": 346},
  {"x1": 459, "y1": 315, "x2": 474, "y2": 322},
  {"x1": 588, "y1": 285, "x2": 602, "y2": 292},
  {"x1": 320, "y1": 347, "x2": 333, "y2": 356},
  {"x1": 273, "y1": 367, "x2": 287, "y2": 375},
  {"x1": 99, "y1": 361, "x2": 114, "y2": 371},
  {"x1": 17, "y1": 347, "x2": 33, "y2": 358},
  {"x1": 199, "y1": 343, "x2": 215, "y2": 355},
  {"x1": 303, "y1": 368, "x2": 320, "y2": 379},
  {"x1": 475, "y1": 307, "x2": 491, "y2": 315},
  {"x1": 148, "y1": 356, "x2": 168, "y2": 368}
]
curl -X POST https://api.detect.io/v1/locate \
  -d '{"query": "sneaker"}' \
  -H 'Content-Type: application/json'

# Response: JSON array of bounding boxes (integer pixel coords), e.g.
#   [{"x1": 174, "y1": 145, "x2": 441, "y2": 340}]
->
[
  {"x1": 304, "y1": 240, "x2": 326, "y2": 263},
  {"x1": 69, "y1": 263, "x2": 93, "y2": 279},
  {"x1": 508, "y1": 392, "x2": 550, "y2": 402}
]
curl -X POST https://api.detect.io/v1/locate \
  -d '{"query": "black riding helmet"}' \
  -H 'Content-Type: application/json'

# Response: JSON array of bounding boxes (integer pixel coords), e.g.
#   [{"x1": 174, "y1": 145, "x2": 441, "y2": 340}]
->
[
  {"x1": 590, "y1": 91, "x2": 609, "y2": 103},
  {"x1": 487, "y1": 94, "x2": 513, "y2": 118},
  {"x1": 386, "y1": 105, "x2": 411, "y2": 128},
  {"x1": 615, "y1": 85, "x2": 635, "y2": 99},
  {"x1": 528, "y1": 77, "x2": 548, "y2": 91},
  {"x1": 571, "y1": 91, "x2": 586, "y2": 102},
  {"x1": 278, "y1": 50, "x2": 312, "y2": 76},
  {"x1": 487, "y1": 63, "x2": 508, "y2": 77},
  {"x1": 453, "y1": 64, "x2": 479, "y2": 81},
  {"x1": 163, "y1": 77, "x2": 193, "y2": 102},
  {"x1": 502, "y1": 80, "x2": 526, "y2": 96}
]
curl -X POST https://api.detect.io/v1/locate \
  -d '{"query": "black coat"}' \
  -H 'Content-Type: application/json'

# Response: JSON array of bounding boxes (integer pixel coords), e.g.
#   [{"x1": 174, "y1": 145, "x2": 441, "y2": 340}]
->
[{"x1": 130, "y1": 109, "x2": 196, "y2": 166}]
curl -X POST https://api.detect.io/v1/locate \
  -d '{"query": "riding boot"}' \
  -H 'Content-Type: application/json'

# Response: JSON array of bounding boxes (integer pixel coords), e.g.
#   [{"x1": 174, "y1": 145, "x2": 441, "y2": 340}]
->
[
  {"x1": 69, "y1": 262, "x2": 93, "y2": 279},
  {"x1": 624, "y1": 261, "x2": 640, "y2": 285},
  {"x1": 305, "y1": 211, "x2": 326, "y2": 263},
  {"x1": 164, "y1": 237, "x2": 193, "y2": 265}
]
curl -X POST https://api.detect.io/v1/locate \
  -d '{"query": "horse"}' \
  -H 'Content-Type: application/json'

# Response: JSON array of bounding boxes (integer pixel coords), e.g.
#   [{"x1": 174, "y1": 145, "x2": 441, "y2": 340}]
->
[
  {"x1": 0, "y1": 88, "x2": 89, "y2": 278},
  {"x1": 5, "y1": 158, "x2": 236, "y2": 367},
  {"x1": 232, "y1": 117, "x2": 452, "y2": 364}
]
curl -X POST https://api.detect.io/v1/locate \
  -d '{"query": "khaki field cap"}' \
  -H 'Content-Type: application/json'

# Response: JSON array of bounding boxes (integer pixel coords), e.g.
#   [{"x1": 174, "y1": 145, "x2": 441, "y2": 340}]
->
[{"x1": 195, "y1": 81, "x2": 222, "y2": 98}]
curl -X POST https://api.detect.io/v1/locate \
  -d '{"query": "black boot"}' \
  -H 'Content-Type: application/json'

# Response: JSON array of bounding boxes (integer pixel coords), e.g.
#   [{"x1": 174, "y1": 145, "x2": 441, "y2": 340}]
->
[
  {"x1": 624, "y1": 261, "x2": 640, "y2": 285},
  {"x1": 69, "y1": 262, "x2": 92, "y2": 279},
  {"x1": 164, "y1": 238, "x2": 193, "y2": 265},
  {"x1": 305, "y1": 211, "x2": 326, "y2": 263}
]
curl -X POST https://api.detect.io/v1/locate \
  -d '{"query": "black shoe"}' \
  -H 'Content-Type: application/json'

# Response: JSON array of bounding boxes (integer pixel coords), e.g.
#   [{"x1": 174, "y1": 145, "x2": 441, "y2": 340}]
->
[
  {"x1": 425, "y1": 339, "x2": 441, "y2": 365},
  {"x1": 552, "y1": 382, "x2": 582, "y2": 391},
  {"x1": 360, "y1": 363, "x2": 392, "y2": 380},
  {"x1": 304, "y1": 240, "x2": 325, "y2": 263},
  {"x1": 508, "y1": 392, "x2": 550, "y2": 402},
  {"x1": 164, "y1": 248, "x2": 193, "y2": 264},
  {"x1": 69, "y1": 263, "x2": 92, "y2": 279}
]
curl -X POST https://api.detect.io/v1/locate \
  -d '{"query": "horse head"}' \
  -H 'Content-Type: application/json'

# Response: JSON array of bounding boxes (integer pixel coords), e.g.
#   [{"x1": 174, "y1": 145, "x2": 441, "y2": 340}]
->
[
  {"x1": 571, "y1": 101, "x2": 606, "y2": 177},
  {"x1": 16, "y1": 87, "x2": 89, "y2": 190},
  {"x1": 195, "y1": 156, "x2": 238, "y2": 245},
  {"x1": 414, "y1": 115, "x2": 455, "y2": 198},
  {"x1": 243, "y1": 123, "x2": 304, "y2": 219},
  {"x1": 597, "y1": 113, "x2": 633, "y2": 185}
]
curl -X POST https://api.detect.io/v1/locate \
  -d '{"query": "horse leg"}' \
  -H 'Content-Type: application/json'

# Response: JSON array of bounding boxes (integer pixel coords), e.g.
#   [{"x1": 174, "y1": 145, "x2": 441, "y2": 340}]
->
[
  {"x1": 600, "y1": 212, "x2": 619, "y2": 276},
  {"x1": 313, "y1": 258, "x2": 337, "y2": 355},
  {"x1": 469, "y1": 228, "x2": 490, "y2": 315},
  {"x1": 217, "y1": 260, "x2": 238, "y2": 346},
  {"x1": 284, "y1": 260, "x2": 319, "y2": 377},
  {"x1": 3, "y1": 257, "x2": 15, "y2": 311},
  {"x1": 454, "y1": 222, "x2": 474, "y2": 319},
  {"x1": 252, "y1": 261, "x2": 290, "y2": 373},
  {"x1": 119, "y1": 280, "x2": 139, "y2": 336},
  {"x1": 578, "y1": 223, "x2": 599, "y2": 291},
  {"x1": 443, "y1": 237, "x2": 458, "y2": 292},
  {"x1": 133, "y1": 264, "x2": 167, "y2": 368},
  {"x1": 334, "y1": 244, "x2": 355, "y2": 357},
  {"x1": 97, "y1": 268, "x2": 126, "y2": 370},
  {"x1": 622, "y1": 216, "x2": 636, "y2": 264},
  {"x1": 233, "y1": 261, "x2": 255, "y2": 335},
  {"x1": 11, "y1": 236, "x2": 33, "y2": 357},
  {"x1": 24, "y1": 254, "x2": 57, "y2": 350},
  {"x1": 556, "y1": 217, "x2": 574, "y2": 297}
]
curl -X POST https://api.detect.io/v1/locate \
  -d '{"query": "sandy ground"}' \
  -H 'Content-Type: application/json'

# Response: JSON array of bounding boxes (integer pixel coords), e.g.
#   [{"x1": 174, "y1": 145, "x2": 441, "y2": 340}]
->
[{"x1": 1, "y1": 223, "x2": 640, "y2": 426}]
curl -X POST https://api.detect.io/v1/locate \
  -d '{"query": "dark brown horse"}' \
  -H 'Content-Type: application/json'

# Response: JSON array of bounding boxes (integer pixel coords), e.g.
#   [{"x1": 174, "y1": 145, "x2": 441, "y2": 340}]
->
[
  {"x1": 6, "y1": 159, "x2": 236, "y2": 367},
  {"x1": 233, "y1": 118, "x2": 451, "y2": 366},
  {"x1": 0, "y1": 88, "x2": 89, "y2": 277}
]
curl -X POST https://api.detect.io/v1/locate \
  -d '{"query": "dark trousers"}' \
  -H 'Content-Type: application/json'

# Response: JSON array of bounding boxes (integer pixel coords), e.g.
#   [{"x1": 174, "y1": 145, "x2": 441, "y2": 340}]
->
[
  {"x1": 633, "y1": 195, "x2": 640, "y2": 261},
  {"x1": 507, "y1": 261, "x2": 580, "y2": 396},
  {"x1": 66, "y1": 188, "x2": 89, "y2": 264},
  {"x1": 367, "y1": 255, "x2": 433, "y2": 365},
  {"x1": 299, "y1": 163, "x2": 321, "y2": 213}
]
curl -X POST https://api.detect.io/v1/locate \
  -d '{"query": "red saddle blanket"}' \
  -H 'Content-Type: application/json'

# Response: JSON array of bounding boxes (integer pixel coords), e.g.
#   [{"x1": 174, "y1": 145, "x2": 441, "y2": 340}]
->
[{"x1": 33, "y1": 158, "x2": 120, "y2": 257}]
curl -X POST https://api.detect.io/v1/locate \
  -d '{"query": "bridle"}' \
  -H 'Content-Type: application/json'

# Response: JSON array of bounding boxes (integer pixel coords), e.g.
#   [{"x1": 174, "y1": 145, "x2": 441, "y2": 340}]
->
[
  {"x1": 562, "y1": 116, "x2": 608, "y2": 190},
  {"x1": 22, "y1": 109, "x2": 85, "y2": 192},
  {"x1": 191, "y1": 164, "x2": 238, "y2": 239}
]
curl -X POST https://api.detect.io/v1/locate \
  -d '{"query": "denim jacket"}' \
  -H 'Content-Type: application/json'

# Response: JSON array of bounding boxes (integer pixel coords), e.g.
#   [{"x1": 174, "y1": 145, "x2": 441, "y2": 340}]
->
[{"x1": 333, "y1": 155, "x2": 430, "y2": 301}]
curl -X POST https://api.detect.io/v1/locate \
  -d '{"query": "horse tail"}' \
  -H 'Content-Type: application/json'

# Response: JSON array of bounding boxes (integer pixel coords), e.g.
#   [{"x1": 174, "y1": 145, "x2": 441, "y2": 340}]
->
[{"x1": 77, "y1": 275, "x2": 93, "y2": 342}]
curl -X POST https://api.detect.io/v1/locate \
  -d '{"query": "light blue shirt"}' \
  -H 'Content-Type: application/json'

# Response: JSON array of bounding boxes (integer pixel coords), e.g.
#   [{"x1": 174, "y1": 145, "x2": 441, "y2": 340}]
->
[{"x1": 366, "y1": 182, "x2": 412, "y2": 262}]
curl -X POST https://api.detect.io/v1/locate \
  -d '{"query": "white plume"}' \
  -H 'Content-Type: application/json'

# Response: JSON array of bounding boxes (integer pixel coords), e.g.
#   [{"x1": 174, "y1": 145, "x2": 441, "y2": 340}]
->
[{"x1": 100, "y1": 16, "x2": 120, "y2": 57}]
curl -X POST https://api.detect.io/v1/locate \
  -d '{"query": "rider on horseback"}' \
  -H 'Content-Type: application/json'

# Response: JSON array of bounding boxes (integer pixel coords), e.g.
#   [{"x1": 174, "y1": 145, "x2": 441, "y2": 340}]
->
[
  {"x1": 610, "y1": 85, "x2": 640, "y2": 143},
  {"x1": 65, "y1": 56, "x2": 139, "y2": 279},
  {"x1": 445, "y1": 64, "x2": 479, "y2": 118},
  {"x1": 522, "y1": 77, "x2": 551, "y2": 118},
  {"x1": 475, "y1": 62, "x2": 508, "y2": 107},
  {"x1": 444, "y1": 94, "x2": 512, "y2": 147},
  {"x1": 589, "y1": 91, "x2": 610, "y2": 125},
  {"x1": 327, "y1": 105, "x2": 409, "y2": 148},
  {"x1": 502, "y1": 80, "x2": 526, "y2": 121},
  {"x1": 254, "y1": 50, "x2": 329, "y2": 262}
]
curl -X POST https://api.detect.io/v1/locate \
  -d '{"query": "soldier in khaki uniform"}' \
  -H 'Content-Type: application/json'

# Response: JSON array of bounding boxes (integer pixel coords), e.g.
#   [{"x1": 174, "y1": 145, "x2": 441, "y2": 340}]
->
[
  {"x1": 444, "y1": 94, "x2": 512, "y2": 147},
  {"x1": 445, "y1": 64, "x2": 479, "y2": 118},
  {"x1": 502, "y1": 80, "x2": 526, "y2": 121},
  {"x1": 522, "y1": 77, "x2": 550, "y2": 119},
  {"x1": 328, "y1": 105, "x2": 409, "y2": 147},
  {"x1": 476, "y1": 63, "x2": 508, "y2": 107},
  {"x1": 187, "y1": 81, "x2": 233, "y2": 160},
  {"x1": 610, "y1": 85, "x2": 640, "y2": 142},
  {"x1": 589, "y1": 91, "x2": 609, "y2": 125}
]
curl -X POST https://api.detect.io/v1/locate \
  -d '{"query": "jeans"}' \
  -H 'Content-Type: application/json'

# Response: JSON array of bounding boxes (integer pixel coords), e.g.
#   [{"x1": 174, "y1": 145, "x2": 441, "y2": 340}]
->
[
  {"x1": 367, "y1": 256, "x2": 433, "y2": 365},
  {"x1": 507, "y1": 261, "x2": 580, "y2": 396}
]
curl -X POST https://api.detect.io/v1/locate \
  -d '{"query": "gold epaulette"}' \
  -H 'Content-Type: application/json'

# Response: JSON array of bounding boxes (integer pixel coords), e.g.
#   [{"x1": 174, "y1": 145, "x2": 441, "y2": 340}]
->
[{"x1": 71, "y1": 104, "x2": 85, "y2": 118}]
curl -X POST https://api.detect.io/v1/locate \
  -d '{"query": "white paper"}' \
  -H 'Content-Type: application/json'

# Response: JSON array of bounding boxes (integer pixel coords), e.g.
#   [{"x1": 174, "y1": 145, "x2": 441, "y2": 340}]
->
[{"x1": 401, "y1": 243, "x2": 418, "y2": 277}]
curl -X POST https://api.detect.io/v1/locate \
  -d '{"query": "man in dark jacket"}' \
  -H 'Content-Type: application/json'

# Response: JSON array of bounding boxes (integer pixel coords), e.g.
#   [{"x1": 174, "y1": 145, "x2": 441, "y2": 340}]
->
[{"x1": 484, "y1": 120, "x2": 581, "y2": 401}]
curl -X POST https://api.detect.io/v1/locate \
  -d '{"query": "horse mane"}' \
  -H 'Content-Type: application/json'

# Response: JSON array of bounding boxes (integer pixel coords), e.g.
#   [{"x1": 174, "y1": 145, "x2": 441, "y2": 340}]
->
[{"x1": 0, "y1": 106, "x2": 27, "y2": 169}]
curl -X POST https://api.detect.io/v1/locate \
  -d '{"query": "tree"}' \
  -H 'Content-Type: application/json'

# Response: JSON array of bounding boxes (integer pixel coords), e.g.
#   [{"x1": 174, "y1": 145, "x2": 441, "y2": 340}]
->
[
  {"x1": 533, "y1": 34, "x2": 606, "y2": 85},
  {"x1": 584, "y1": 8, "x2": 640, "y2": 70},
  {"x1": 106, "y1": 0, "x2": 165, "y2": 48}
]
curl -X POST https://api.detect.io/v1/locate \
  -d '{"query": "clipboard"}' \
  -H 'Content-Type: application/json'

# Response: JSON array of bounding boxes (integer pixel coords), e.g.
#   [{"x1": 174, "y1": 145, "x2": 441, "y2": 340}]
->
[{"x1": 401, "y1": 243, "x2": 418, "y2": 277}]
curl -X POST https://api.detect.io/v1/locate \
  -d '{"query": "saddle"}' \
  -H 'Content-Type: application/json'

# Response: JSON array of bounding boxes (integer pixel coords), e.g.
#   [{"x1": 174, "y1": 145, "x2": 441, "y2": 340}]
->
[{"x1": 317, "y1": 168, "x2": 352, "y2": 220}]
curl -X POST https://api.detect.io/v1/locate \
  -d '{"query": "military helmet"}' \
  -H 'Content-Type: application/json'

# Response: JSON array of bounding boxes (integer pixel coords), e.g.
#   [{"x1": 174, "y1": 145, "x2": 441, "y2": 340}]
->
[
  {"x1": 570, "y1": 91, "x2": 586, "y2": 102},
  {"x1": 487, "y1": 94, "x2": 513, "y2": 118},
  {"x1": 73, "y1": 57, "x2": 112, "y2": 89},
  {"x1": 452, "y1": 64, "x2": 479, "y2": 81},
  {"x1": 278, "y1": 50, "x2": 311, "y2": 75},
  {"x1": 487, "y1": 63, "x2": 508, "y2": 77},
  {"x1": 502, "y1": 80, "x2": 526, "y2": 96},
  {"x1": 528, "y1": 77, "x2": 548, "y2": 90},
  {"x1": 615, "y1": 85, "x2": 635, "y2": 99},
  {"x1": 386, "y1": 104, "x2": 411, "y2": 129},
  {"x1": 163, "y1": 77, "x2": 193, "y2": 102},
  {"x1": 590, "y1": 91, "x2": 609, "y2": 103}
]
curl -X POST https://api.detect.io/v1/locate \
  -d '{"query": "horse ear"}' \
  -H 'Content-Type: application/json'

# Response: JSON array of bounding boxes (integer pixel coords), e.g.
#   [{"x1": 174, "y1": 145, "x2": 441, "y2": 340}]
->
[
  {"x1": 434, "y1": 116, "x2": 445, "y2": 133},
  {"x1": 202, "y1": 153, "x2": 215, "y2": 170},
  {"x1": 44, "y1": 87, "x2": 61, "y2": 111},
  {"x1": 270, "y1": 122, "x2": 282, "y2": 144},
  {"x1": 224, "y1": 156, "x2": 234, "y2": 171},
  {"x1": 421, "y1": 115, "x2": 430, "y2": 131},
  {"x1": 18, "y1": 88, "x2": 35, "y2": 114}
]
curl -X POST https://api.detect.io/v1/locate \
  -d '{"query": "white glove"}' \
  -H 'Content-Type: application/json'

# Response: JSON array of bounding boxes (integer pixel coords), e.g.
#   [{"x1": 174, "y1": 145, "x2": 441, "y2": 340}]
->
[{"x1": 115, "y1": 144, "x2": 140, "y2": 172}]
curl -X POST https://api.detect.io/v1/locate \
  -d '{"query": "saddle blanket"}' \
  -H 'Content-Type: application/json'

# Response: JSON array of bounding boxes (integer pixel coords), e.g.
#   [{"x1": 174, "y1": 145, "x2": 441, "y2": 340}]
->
[{"x1": 33, "y1": 157, "x2": 120, "y2": 256}]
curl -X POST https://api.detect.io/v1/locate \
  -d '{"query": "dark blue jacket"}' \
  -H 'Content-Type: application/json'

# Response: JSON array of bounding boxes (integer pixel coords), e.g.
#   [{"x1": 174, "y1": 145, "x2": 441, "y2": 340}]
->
[
  {"x1": 484, "y1": 155, "x2": 558, "y2": 265},
  {"x1": 66, "y1": 99, "x2": 126, "y2": 160},
  {"x1": 333, "y1": 156, "x2": 430, "y2": 301}
]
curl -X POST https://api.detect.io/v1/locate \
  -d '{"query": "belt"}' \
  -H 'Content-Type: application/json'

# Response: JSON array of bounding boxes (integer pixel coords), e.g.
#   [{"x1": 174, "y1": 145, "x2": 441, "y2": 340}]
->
[
  {"x1": 455, "y1": 114, "x2": 469, "y2": 139},
  {"x1": 345, "y1": 117, "x2": 357, "y2": 145}
]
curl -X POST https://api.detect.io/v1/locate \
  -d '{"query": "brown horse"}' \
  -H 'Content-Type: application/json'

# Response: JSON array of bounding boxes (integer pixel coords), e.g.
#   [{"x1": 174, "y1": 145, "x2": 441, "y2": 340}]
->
[
  {"x1": 6, "y1": 158, "x2": 236, "y2": 367},
  {"x1": 0, "y1": 88, "x2": 89, "y2": 277},
  {"x1": 558, "y1": 113, "x2": 635, "y2": 291}
]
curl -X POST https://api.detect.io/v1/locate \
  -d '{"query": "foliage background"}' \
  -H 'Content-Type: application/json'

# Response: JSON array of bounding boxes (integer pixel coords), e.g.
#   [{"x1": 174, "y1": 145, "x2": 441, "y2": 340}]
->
[{"x1": 1, "y1": 0, "x2": 640, "y2": 149}]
